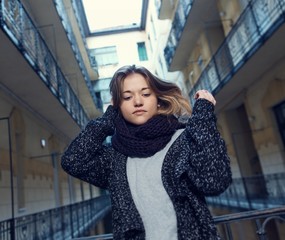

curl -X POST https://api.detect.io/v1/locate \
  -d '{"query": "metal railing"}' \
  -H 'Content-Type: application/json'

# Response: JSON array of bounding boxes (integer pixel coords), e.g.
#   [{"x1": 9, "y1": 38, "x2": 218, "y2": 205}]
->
[
  {"x1": 1, "y1": 172, "x2": 285, "y2": 239},
  {"x1": 0, "y1": 195, "x2": 111, "y2": 240},
  {"x1": 70, "y1": 206, "x2": 285, "y2": 240},
  {"x1": 54, "y1": 0, "x2": 100, "y2": 106},
  {"x1": 72, "y1": 233, "x2": 113, "y2": 240},
  {"x1": 72, "y1": 173, "x2": 285, "y2": 239},
  {"x1": 215, "y1": 206, "x2": 285, "y2": 240},
  {"x1": 164, "y1": 0, "x2": 194, "y2": 67},
  {"x1": 188, "y1": 0, "x2": 285, "y2": 106},
  {"x1": 207, "y1": 172, "x2": 285, "y2": 210},
  {"x1": 164, "y1": 0, "x2": 285, "y2": 103},
  {"x1": 0, "y1": 0, "x2": 91, "y2": 128}
]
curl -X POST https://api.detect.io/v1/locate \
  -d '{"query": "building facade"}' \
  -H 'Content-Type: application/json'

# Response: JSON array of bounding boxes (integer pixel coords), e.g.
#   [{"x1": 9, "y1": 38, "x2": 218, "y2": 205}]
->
[
  {"x1": 0, "y1": 0, "x2": 102, "y2": 222},
  {"x1": 156, "y1": 0, "x2": 285, "y2": 178},
  {"x1": 155, "y1": 0, "x2": 285, "y2": 238}
]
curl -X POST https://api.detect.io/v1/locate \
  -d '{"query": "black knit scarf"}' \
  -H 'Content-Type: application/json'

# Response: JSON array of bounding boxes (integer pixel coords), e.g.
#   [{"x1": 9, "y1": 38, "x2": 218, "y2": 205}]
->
[{"x1": 111, "y1": 114, "x2": 185, "y2": 158}]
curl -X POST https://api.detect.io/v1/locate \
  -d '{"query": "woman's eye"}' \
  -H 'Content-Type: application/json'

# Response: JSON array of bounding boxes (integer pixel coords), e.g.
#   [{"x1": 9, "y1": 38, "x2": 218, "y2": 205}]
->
[
  {"x1": 123, "y1": 96, "x2": 132, "y2": 101},
  {"x1": 142, "y1": 93, "x2": 151, "y2": 97}
]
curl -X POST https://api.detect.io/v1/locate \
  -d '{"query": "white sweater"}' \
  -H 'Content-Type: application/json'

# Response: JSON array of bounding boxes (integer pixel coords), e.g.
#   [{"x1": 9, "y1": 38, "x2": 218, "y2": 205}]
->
[{"x1": 127, "y1": 129, "x2": 184, "y2": 240}]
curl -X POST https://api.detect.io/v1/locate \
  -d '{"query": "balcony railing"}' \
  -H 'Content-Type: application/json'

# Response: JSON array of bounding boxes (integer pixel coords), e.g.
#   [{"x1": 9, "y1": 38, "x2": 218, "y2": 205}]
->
[
  {"x1": 1, "y1": 173, "x2": 285, "y2": 239},
  {"x1": 70, "y1": 0, "x2": 98, "y2": 72},
  {"x1": 71, "y1": 206, "x2": 285, "y2": 240},
  {"x1": 207, "y1": 172, "x2": 285, "y2": 210},
  {"x1": 0, "y1": 0, "x2": 89, "y2": 128},
  {"x1": 164, "y1": 0, "x2": 194, "y2": 68},
  {"x1": 70, "y1": 1, "x2": 89, "y2": 48},
  {"x1": 54, "y1": 0, "x2": 99, "y2": 103},
  {"x1": 188, "y1": 0, "x2": 285, "y2": 106},
  {"x1": 0, "y1": 195, "x2": 111, "y2": 240},
  {"x1": 71, "y1": 173, "x2": 285, "y2": 239}
]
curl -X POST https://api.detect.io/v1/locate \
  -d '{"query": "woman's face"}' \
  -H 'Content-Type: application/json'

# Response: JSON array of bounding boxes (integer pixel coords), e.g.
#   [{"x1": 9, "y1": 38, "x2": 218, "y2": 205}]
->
[{"x1": 119, "y1": 73, "x2": 158, "y2": 125}]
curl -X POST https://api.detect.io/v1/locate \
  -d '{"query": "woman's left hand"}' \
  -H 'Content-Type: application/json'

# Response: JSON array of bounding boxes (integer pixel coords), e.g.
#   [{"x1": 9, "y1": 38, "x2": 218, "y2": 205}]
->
[{"x1": 194, "y1": 90, "x2": 216, "y2": 106}]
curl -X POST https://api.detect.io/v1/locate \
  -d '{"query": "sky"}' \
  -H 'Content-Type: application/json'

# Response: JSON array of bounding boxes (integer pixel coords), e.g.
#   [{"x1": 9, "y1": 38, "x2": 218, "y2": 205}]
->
[{"x1": 82, "y1": 0, "x2": 143, "y2": 32}]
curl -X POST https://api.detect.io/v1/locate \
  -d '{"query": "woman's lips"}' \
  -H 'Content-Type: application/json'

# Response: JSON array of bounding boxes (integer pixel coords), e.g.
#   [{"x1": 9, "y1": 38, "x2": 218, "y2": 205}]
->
[{"x1": 133, "y1": 110, "x2": 146, "y2": 115}]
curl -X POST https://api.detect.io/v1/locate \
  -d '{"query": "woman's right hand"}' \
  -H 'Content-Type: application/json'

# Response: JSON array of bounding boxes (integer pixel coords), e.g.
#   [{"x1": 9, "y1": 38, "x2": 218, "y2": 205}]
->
[
  {"x1": 101, "y1": 105, "x2": 119, "y2": 135},
  {"x1": 194, "y1": 90, "x2": 216, "y2": 106}
]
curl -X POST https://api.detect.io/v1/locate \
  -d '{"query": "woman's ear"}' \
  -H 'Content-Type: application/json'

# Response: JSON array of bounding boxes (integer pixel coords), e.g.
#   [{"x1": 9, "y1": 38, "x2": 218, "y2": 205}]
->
[{"x1": 157, "y1": 98, "x2": 162, "y2": 108}]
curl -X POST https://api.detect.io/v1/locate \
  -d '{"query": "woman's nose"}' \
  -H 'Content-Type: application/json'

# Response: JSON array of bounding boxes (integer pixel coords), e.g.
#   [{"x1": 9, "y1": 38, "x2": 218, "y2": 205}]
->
[{"x1": 134, "y1": 95, "x2": 143, "y2": 107}]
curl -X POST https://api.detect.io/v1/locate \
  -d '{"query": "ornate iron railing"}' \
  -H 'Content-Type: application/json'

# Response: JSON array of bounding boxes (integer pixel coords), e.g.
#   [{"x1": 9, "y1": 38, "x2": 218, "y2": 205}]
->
[
  {"x1": 164, "y1": 0, "x2": 194, "y2": 68},
  {"x1": 71, "y1": 206, "x2": 285, "y2": 240},
  {"x1": 215, "y1": 206, "x2": 285, "y2": 240},
  {"x1": 0, "y1": 195, "x2": 111, "y2": 240},
  {"x1": 0, "y1": 0, "x2": 91, "y2": 128},
  {"x1": 207, "y1": 172, "x2": 285, "y2": 210},
  {"x1": 71, "y1": 173, "x2": 285, "y2": 239},
  {"x1": 188, "y1": 0, "x2": 285, "y2": 106},
  {"x1": 1, "y1": 172, "x2": 285, "y2": 239},
  {"x1": 54, "y1": 0, "x2": 99, "y2": 103},
  {"x1": 70, "y1": 0, "x2": 98, "y2": 70}
]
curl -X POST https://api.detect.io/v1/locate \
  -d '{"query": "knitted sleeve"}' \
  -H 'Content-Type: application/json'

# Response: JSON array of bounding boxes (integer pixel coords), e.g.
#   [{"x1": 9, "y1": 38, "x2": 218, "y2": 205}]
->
[
  {"x1": 61, "y1": 105, "x2": 118, "y2": 189},
  {"x1": 185, "y1": 98, "x2": 232, "y2": 196}
]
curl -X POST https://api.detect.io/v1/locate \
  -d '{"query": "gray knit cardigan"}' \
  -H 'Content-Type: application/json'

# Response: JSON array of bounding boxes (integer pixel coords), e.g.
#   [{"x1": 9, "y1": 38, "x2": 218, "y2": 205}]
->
[{"x1": 61, "y1": 99, "x2": 232, "y2": 240}]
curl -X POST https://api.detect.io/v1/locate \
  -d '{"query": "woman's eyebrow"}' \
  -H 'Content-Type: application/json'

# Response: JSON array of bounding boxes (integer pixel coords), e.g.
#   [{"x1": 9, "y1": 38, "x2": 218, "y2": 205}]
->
[
  {"x1": 141, "y1": 87, "x2": 150, "y2": 91},
  {"x1": 122, "y1": 87, "x2": 150, "y2": 94}
]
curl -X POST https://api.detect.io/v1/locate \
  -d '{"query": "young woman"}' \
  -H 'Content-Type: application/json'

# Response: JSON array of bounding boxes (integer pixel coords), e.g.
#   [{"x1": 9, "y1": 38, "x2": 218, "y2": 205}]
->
[{"x1": 61, "y1": 65, "x2": 232, "y2": 240}]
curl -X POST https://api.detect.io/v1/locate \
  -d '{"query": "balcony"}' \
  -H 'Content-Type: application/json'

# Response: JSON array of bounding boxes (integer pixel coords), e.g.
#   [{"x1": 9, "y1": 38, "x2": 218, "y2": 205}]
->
[
  {"x1": 188, "y1": 0, "x2": 285, "y2": 110},
  {"x1": 0, "y1": 195, "x2": 111, "y2": 240},
  {"x1": 68, "y1": 0, "x2": 99, "y2": 75},
  {"x1": 164, "y1": 0, "x2": 219, "y2": 71},
  {"x1": 155, "y1": 0, "x2": 177, "y2": 20},
  {"x1": 21, "y1": 0, "x2": 101, "y2": 118},
  {"x1": 1, "y1": 174, "x2": 284, "y2": 239},
  {"x1": 54, "y1": 0, "x2": 99, "y2": 95},
  {"x1": 60, "y1": 207, "x2": 285, "y2": 240},
  {"x1": 207, "y1": 173, "x2": 285, "y2": 210},
  {"x1": 71, "y1": 173, "x2": 285, "y2": 239},
  {"x1": 0, "y1": 0, "x2": 91, "y2": 138}
]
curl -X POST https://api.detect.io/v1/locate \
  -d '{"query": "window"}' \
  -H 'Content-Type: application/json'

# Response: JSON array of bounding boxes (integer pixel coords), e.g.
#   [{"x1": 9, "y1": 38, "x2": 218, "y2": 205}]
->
[
  {"x1": 137, "y1": 42, "x2": 148, "y2": 61},
  {"x1": 89, "y1": 46, "x2": 118, "y2": 66},
  {"x1": 274, "y1": 101, "x2": 285, "y2": 146}
]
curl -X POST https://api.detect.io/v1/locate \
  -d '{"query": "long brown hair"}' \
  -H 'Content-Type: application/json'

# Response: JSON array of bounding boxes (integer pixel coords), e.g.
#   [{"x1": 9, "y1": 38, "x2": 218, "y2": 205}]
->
[{"x1": 109, "y1": 65, "x2": 192, "y2": 116}]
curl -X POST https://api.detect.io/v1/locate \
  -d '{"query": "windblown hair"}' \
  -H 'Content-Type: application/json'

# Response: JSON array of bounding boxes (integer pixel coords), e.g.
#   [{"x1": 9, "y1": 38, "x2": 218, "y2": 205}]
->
[{"x1": 109, "y1": 65, "x2": 192, "y2": 116}]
